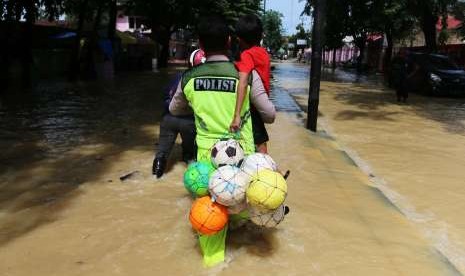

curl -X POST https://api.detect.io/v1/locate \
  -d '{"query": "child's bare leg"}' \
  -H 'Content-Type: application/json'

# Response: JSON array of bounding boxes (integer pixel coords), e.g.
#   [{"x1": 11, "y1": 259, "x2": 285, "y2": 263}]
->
[{"x1": 256, "y1": 142, "x2": 268, "y2": 154}]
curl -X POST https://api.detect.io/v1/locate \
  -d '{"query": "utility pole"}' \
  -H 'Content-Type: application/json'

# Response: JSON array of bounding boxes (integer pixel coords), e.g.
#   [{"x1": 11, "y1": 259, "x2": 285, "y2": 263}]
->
[
  {"x1": 307, "y1": 0, "x2": 325, "y2": 132},
  {"x1": 263, "y1": 0, "x2": 266, "y2": 12}
]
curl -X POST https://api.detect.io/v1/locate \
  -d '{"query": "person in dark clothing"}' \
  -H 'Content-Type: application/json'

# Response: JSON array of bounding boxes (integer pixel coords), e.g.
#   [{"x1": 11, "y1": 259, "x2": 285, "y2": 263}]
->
[
  {"x1": 152, "y1": 50, "x2": 205, "y2": 178},
  {"x1": 393, "y1": 51, "x2": 416, "y2": 103},
  {"x1": 396, "y1": 58, "x2": 409, "y2": 103}
]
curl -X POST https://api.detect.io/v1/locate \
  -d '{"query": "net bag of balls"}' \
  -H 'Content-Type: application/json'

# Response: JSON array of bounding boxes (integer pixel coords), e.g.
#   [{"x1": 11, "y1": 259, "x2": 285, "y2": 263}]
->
[{"x1": 246, "y1": 169, "x2": 287, "y2": 210}]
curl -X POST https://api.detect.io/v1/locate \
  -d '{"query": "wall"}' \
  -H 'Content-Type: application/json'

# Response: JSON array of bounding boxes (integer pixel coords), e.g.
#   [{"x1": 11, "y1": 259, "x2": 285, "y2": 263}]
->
[{"x1": 116, "y1": 12, "x2": 129, "y2": 32}]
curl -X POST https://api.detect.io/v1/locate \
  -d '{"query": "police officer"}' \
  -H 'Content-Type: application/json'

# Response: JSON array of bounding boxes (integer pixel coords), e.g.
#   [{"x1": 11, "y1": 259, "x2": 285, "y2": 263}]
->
[{"x1": 169, "y1": 16, "x2": 276, "y2": 267}]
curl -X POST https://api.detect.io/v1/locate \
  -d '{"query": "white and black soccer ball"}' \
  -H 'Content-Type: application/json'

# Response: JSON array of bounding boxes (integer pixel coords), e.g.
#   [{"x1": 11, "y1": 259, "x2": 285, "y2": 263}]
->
[
  {"x1": 211, "y1": 139, "x2": 244, "y2": 168},
  {"x1": 249, "y1": 204, "x2": 288, "y2": 228},
  {"x1": 209, "y1": 165, "x2": 249, "y2": 206},
  {"x1": 241, "y1": 153, "x2": 277, "y2": 180}
]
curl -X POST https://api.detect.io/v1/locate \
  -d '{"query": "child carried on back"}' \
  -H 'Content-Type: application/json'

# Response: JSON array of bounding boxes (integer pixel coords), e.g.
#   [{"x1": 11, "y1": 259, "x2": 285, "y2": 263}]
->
[{"x1": 229, "y1": 15, "x2": 271, "y2": 154}]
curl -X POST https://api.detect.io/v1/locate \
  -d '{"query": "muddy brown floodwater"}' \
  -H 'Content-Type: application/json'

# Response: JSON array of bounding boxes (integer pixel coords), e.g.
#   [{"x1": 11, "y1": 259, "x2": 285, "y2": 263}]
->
[
  {"x1": 279, "y1": 62, "x2": 465, "y2": 275},
  {"x1": 0, "y1": 64, "x2": 463, "y2": 275}
]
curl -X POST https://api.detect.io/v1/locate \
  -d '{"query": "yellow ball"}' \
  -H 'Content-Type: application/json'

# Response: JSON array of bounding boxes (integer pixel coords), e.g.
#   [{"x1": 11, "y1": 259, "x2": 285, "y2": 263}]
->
[{"x1": 246, "y1": 169, "x2": 287, "y2": 210}]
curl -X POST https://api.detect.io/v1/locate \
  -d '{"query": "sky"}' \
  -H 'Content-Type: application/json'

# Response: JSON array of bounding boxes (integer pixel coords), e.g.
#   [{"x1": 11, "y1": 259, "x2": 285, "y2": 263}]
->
[{"x1": 265, "y1": 0, "x2": 310, "y2": 35}]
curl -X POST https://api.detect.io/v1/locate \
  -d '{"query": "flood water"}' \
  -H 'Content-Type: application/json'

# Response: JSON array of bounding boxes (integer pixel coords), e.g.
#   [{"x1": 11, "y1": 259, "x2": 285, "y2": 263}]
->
[
  {"x1": 0, "y1": 63, "x2": 464, "y2": 275},
  {"x1": 277, "y1": 62, "x2": 465, "y2": 275}
]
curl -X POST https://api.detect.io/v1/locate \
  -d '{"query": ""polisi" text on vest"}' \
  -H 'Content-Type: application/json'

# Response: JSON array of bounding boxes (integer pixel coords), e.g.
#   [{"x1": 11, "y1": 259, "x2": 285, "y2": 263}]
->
[{"x1": 194, "y1": 78, "x2": 236, "y2": 93}]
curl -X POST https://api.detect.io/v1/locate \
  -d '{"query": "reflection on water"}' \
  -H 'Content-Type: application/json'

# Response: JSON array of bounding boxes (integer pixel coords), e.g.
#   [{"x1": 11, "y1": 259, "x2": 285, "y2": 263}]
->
[
  {"x1": 0, "y1": 71, "x2": 177, "y2": 159},
  {"x1": 0, "y1": 70, "x2": 176, "y2": 248}
]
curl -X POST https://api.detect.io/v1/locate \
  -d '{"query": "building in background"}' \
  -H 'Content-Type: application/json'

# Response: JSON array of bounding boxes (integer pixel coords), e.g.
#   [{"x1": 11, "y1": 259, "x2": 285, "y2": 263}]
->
[
  {"x1": 393, "y1": 16, "x2": 465, "y2": 68},
  {"x1": 116, "y1": 10, "x2": 151, "y2": 34}
]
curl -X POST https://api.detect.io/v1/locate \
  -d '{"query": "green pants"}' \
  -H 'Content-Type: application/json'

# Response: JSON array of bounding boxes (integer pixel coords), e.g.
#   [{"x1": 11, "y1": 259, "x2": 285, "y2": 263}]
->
[
  {"x1": 198, "y1": 212, "x2": 250, "y2": 267},
  {"x1": 198, "y1": 227, "x2": 227, "y2": 267},
  {"x1": 196, "y1": 148, "x2": 250, "y2": 267}
]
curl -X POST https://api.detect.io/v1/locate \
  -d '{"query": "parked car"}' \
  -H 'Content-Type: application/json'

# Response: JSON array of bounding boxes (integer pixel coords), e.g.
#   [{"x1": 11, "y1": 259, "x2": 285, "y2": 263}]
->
[{"x1": 391, "y1": 53, "x2": 465, "y2": 96}]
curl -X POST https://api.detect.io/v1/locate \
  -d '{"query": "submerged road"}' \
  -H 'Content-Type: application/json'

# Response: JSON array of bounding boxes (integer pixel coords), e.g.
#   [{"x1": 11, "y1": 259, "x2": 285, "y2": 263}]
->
[
  {"x1": 277, "y1": 61, "x2": 465, "y2": 275},
  {"x1": 0, "y1": 64, "x2": 463, "y2": 275}
]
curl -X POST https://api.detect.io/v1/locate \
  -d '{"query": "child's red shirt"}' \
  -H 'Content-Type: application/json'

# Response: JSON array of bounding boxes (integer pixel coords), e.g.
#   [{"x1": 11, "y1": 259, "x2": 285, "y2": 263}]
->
[{"x1": 235, "y1": 46, "x2": 271, "y2": 94}]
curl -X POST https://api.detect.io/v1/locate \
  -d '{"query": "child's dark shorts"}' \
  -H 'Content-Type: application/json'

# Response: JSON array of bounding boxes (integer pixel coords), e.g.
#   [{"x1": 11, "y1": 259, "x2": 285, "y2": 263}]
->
[{"x1": 250, "y1": 108, "x2": 269, "y2": 145}]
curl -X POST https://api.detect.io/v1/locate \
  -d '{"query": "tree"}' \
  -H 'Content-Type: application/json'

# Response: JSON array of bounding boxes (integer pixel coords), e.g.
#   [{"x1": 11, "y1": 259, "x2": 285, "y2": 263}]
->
[
  {"x1": 0, "y1": 0, "x2": 64, "y2": 88},
  {"x1": 324, "y1": 0, "x2": 347, "y2": 68},
  {"x1": 288, "y1": 23, "x2": 310, "y2": 44},
  {"x1": 407, "y1": 0, "x2": 460, "y2": 52},
  {"x1": 302, "y1": 0, "x2": 463, "y2": 73},
  {"x1": 0, "y1": 0, "x2": 117, "y2": 82},
  {"x1": 452, "y1": 1, "x2": 465, "y2": 39},
  {"x1": 408, "y1": 0, "x2": 439, "y2": 52},
  {"x1": 303, "y1": 0, "x2": 325, "y2": 132},
  {"x1": 374, "y1": 0, "x2": 415, "y2": 70},
  {"x1": 305, "y1": 0, "x2": 379, "y2": 72},
  {"x1": 212, "y1": 0, "x2": 262, "y2": 27},
  {"x1": 127, "y1": 0, "x2": 261, "y2": 68},
  {"x1": 63, "y1": 0, "x2": 115, "y2": 80},
  {"x1": 308, "y1": 0, "x2": 418, "y2": 71},
  {"x1": 262, "y1": 10, "x2": 284, "y2": 52},
  {"x1": 344, "y1": 0, "x2": 381, "y2": 72}
]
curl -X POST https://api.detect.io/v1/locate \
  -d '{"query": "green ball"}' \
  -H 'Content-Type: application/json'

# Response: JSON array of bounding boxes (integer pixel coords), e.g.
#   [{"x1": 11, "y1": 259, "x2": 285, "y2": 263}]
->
[{"x1": 183, "y1": 162, "x2": 215, "y2": 197}]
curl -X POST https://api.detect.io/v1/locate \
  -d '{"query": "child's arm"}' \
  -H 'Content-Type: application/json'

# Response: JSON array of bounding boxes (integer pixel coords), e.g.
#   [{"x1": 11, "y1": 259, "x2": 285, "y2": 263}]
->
[{"x1": 229, "y1": 71, "x2": 250, "y2": 132}]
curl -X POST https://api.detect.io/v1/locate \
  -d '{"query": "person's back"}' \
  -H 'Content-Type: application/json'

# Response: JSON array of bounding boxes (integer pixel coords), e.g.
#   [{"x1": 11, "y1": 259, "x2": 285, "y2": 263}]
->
[
  {"x1": 182, "y1": 59, "x2": 255, "y2": 159},
  {"x1": 169, "y1": 15, "x2": 275, "y2": 267}
]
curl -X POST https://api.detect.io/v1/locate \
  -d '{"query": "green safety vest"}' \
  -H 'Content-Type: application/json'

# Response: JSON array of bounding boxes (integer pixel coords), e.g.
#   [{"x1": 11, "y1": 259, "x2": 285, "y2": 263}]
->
[{"x1": 182, "y1": 61, "x2": 254, "y2": 161}]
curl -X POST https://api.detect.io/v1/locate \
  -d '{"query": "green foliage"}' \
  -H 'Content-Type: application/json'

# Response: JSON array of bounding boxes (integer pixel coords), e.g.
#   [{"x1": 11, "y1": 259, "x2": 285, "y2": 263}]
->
[
  {"x1": 438, "y1": 28, "x2": 450, "y2": 44},
  {"x1": 451, "y1": 1, "x2": 465, "y2": 39},
  {"x1": 205, "y1": 0, "x2": 262, "y2": 27},
  {"x1": 288, "y1": 23, "x2": 311, "y2": 50},
  {"x1": 323, "y1": 0, "x2": 346, "y2": 50},
  {"x1": 0, "y1": 0, "x2": 64, "y2": 22},
  {"x1": 382, "y1": 0, "x2": 416, "y2": 40},
  {"x1": 303, "y1": 0, "x2": 463, "y2": 52},
  {"x1": 345, "y1": 0, "x2": 378, "y2": 47},
  {"x1": 127, "y1": 0, "x2": 261, "y2": 32},
  {"x1": 262, "y1": 10, "x2": 284, "y2": 52},
  {"x1": 288, "y1": 23, "x2": 310, "y2": 43},
  {"x1": 407, "y1": 0, "x2": 457, "y2": 20},
  {"x1": 406, "y1": 0, "x2": 461, "y2": 50},
  {"x1": 62, "y1": 0, "x2": 111, "y2": 25},
  {"x1": 124, "y1": 0, "x2": 262, "y2": 67},
  {"x1": 303, "y1": 0, "x2": 376, "y2": 49}
]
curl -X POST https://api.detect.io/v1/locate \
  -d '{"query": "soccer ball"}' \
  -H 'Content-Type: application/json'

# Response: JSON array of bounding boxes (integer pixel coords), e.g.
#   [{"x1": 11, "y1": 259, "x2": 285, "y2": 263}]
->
[
  {"x1": 183, "y1": 162, "x2": 215, "y2": 197},
  {"x1": 211, "y1": 139, "x2": 244, "y2": 168},
  {"x1": 249, "y1": 204, "x2": 287, "y2": 228},
  {"x1": 241, "y1": 153, "x2": 277, "y2": 180},
  {"x1": 189, "y1": 196, "x2": 228, "y2": 235},
  {"x1": 246, "y1": 169, "x2": 287, "y2": 210},
  {"x1": 209, "y1": 165, "x2": 249, "y2": 206}
]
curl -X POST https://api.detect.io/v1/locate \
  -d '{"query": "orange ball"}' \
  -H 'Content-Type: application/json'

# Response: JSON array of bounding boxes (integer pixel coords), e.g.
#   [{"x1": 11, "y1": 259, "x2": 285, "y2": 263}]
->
[{"x1": 189, "y1": 196, "x2": 228, "y2": 235}]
